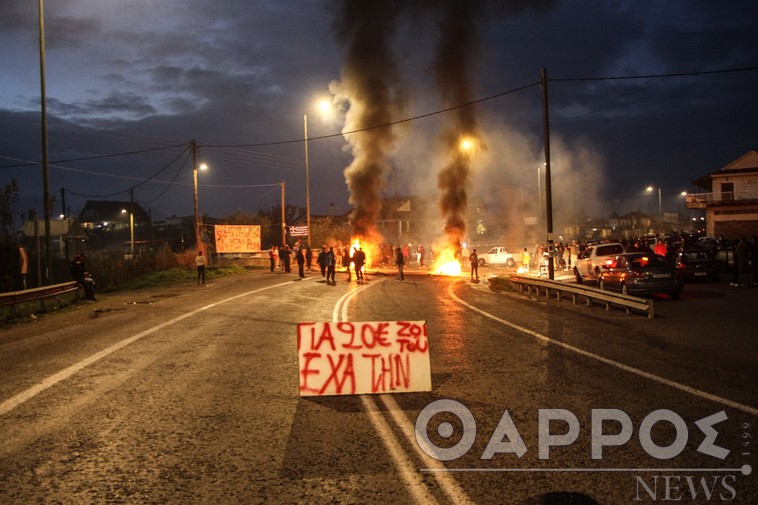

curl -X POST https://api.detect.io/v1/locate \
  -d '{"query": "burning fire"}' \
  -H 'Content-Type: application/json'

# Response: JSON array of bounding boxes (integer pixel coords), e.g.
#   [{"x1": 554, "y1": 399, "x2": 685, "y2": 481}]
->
[
  {"x1": 433, "y1": 247, "x2": 462, "y2": 276},
  {"x1": 348, "y1": 237, "x2": 375, "y2": 269}
]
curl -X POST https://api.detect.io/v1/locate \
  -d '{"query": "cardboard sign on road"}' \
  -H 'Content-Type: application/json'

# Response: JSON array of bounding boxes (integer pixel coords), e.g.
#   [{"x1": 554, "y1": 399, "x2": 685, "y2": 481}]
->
[{"x1": 297, "y1": 321, "x2": 431, "y2": 396}]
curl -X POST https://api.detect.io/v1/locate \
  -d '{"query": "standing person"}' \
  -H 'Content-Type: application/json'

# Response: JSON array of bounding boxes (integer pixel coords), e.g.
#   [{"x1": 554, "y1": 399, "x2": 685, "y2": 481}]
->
[
  {"x1": 353, "y1": 247, "x2": 366, "y2": 283},
  {"x1": 521, "y1": 248, "x2": 531, "y2": 273},
  {"x1": 296, "y1": 247, "x2": 305, "y2": 278},
  {"x1": 734, "y1": 237, "x2": 750, "y2": 287},
  {"x1": 305, "y1": 246, "x2": 313, "y2": 271},
  {"x1": 395, "y1": 246, "x2": 405, "y2": 281},
  {"x1": 317, "y1": 246, "x2": 328, "y2": 279},
  {"x1": 469, "y1": 249, "x2": 479, "y2": 281},
  {"x1": 654, "y1": 239, "x2": 667, "y2": 258},
  {"x1": 282, "y1": 245, "x2": 292, "y2": 273},
  {"x1": 343, "y1": 245, "x2": 352, "y2": 281},
  {"x1": 195, "y1": 250, "x2": 206, "y2": 285},
  {"x1": 569, "y1": 241, "x2": 579, "y2": 270},
  {"x1": 268, "y1": 246, "x2": 276, "y2": 272},
  {"x1": 326, "y1": 246, "x2": 336, "y2": 284},
  {"x1": 418, "y1": 244, "x2": 426, "y2": 268}
]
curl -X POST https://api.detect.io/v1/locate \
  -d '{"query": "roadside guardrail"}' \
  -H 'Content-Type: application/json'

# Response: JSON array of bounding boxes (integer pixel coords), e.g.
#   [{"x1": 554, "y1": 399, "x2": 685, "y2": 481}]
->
[
  {"x1": 0, "y1": 281, "x2": 82, "y2": 320},
  {"x1": 508, "y1": 274, "x2": 655, "y2": 319}
]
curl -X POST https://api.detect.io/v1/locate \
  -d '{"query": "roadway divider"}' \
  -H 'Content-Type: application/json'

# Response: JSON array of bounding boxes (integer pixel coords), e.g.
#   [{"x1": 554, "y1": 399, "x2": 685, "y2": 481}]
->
[
  {"x1": 508, "y1": 274, "x2": 655, "y2": 319},
  {"x1": 0, "y1": 281, "x2": 82, "y2": 320}
]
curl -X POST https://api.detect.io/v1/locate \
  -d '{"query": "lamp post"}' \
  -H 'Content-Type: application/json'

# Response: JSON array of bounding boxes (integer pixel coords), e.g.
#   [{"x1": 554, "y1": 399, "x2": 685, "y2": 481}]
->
[
  {"x1": 121, "y1": 208, "x2": 134, "y2": 259},
  {"x1": 303, "y1": 113, "x2": 311, "y2": 248},
  {"x1": 281, "y1": 181, "x2": 286, "y2": 246},
  {"x1": 192, "y1": 146, "x2": 207, "y2": 254},
  {"x1": 646, "y1": 186, "x2": 662, "y2": 233},
  {"x1": 303, "y1": 100, "x2": 331, "y2": 249}
]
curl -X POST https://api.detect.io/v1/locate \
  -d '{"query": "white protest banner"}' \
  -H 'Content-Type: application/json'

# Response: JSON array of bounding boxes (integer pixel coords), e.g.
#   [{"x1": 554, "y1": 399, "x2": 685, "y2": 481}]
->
[
  {"x1": 214, "y1": 224, "x2": 261, "y2": 253},
  {"x1": 297, "y1": 321, "x2": 431, "y2": 396}
]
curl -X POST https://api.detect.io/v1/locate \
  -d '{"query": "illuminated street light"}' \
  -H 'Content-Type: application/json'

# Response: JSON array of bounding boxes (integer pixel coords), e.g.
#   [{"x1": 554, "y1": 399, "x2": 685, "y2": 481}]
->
[
  {"x1": 304, "y1": 99, "x2": 333, "y2": 248},
  {"x1": 120, "y1": 208, "x2": 134, "y2": 259},
  {"x1": 193, "y1": 153, "x2": 208, "y2": 253},
  {"x1": 646, "y1": 185, "x2": 662, "y2": 233}
]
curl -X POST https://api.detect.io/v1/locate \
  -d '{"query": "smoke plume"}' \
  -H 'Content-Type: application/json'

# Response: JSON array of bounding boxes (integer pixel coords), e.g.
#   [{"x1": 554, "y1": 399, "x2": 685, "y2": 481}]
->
[
  {"x1": 332, "y1": 1, "x2": 405, "y2": 244},
  {"x1": 432, "y1": 1, "x2": 486, "y2": 255}
]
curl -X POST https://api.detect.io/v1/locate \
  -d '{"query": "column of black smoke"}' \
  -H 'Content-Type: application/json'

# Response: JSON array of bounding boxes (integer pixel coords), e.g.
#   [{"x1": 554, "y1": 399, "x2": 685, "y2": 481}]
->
[
  {"x1": 333, "y1": 1, "x2": 405, "y2": 245},
  {"x1": 434, "y1": 0, "x2": 484, "y2": 257}
]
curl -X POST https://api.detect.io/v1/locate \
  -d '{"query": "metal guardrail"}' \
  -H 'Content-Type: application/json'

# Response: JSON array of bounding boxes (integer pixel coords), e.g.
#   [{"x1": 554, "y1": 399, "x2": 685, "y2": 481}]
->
[
  {"x1": 0, "y1": 281, "x2": 82, "y2": 320},
  {"x1": 508, "y1": 275, "x2": 655, "y2": 319}
]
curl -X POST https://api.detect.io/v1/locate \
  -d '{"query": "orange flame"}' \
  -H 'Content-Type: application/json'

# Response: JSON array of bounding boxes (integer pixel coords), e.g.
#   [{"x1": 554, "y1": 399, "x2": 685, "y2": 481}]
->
[
  {"x1": 348, "y1": 237, "x2": 375, "y2": 269},
  {"x1": 433, "y1": 247, "x2": 462, "y2": 276}
]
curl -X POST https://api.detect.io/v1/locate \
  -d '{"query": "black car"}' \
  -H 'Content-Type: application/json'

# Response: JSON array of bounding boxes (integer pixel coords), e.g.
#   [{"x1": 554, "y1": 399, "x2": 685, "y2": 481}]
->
[
  {"x1": 598, "y1": 253, "x2": 684, "y2": 299},
  {"x1": 674, "y1": 246, "x2": 720, "y2": 282}
]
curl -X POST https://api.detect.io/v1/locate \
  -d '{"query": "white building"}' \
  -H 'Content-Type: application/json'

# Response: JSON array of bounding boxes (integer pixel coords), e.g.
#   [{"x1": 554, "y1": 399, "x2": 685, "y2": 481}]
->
[{"x1": 687, "y1": 150, "x2": 758, "y2": 238}]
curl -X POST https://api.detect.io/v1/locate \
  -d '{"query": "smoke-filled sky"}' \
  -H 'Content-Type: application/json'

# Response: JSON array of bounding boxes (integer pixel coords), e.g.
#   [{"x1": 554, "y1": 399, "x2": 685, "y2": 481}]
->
[{"x1": 1, "y1": 0, "x2": 757, "y2": 233}]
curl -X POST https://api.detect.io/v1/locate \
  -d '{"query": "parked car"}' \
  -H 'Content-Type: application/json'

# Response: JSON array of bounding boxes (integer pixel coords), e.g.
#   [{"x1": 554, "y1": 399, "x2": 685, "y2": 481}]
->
[
  {"x1": 598, "y1": 252, "x2": 684, "y2": 299},
  {"x1": 573, "y1": 242, "x2": 625, "y2": 282},
  {"x1": 674, "y1": 245, "x2": 720, "y2": 282}
]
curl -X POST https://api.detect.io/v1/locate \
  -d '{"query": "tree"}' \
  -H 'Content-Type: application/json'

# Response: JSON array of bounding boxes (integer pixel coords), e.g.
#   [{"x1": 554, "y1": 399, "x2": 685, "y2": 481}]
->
[
  {"x1": 0, "y1": 179, "x2": 20, "y2": 290},
  {"x1": 0, "y1": 178, "x2": 19, "y2": 238}
]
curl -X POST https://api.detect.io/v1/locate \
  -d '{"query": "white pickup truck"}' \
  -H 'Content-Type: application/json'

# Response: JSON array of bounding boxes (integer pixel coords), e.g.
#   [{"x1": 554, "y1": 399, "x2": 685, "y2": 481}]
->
[{"x1": 477, "y1": 246, "x2": 517, "y2": 267}]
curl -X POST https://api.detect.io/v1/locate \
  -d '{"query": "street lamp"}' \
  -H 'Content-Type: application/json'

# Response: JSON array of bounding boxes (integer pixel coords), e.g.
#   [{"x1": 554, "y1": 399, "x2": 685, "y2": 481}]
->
[
  {"x1": 121, "y1": 208, "x2": 134, "y2": 259},
  {"x1": 303, "y1": 99, "x2": 332, "y2": 249},
  {"x1": 646, "y1": 185, "x2": 662, "y2": 233},
  {"x1": 193, "y1": 162, "x2": 207, "y2": 253}
]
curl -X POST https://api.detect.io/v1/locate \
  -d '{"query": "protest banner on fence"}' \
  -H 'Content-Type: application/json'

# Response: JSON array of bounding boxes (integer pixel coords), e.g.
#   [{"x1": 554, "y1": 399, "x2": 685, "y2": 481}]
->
[
  {"x1": 297, "y1": 321, "x2": 431, "y2": 396},
  {"x1": 214, "y1": 224, "x2": 261, "y2": 253}
]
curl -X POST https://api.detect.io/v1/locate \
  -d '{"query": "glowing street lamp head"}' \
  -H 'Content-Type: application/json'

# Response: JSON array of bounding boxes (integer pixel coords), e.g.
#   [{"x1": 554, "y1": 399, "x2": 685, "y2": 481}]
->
[
  {"x1": 646, "y1": 185, "x2": 654, "y2": 192},
  {"x1": 199, "y1": 163, "x2": 208, "y2": 171},
  {"x1": 317, "y1": 99, "x2": 331, "y2": 114}
]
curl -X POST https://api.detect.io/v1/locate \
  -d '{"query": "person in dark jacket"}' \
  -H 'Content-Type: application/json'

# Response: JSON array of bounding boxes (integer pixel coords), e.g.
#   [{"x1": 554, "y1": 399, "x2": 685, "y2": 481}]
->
[
  {"x1": 317, "y1": 246, "x2": 328, "y2": 279},
  {"x1": 296, "y1": 247, "x2": 305, "y2": 278},
  {"x1": 395, "y1": 246, "x2": 405, "y2": 281}
]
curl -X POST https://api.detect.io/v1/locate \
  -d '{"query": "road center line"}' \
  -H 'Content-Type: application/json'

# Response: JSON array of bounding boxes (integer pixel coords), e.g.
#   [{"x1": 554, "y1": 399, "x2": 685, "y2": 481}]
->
[
  {"x1": 336, "y1": 280, "x2": 474, "y2": 505},
  {"x1": 0, "y1": 279, "x2": 303, "y2": 417},
  {"x1": 449, "y1": 280, "x2": 758, "y2": 416}
]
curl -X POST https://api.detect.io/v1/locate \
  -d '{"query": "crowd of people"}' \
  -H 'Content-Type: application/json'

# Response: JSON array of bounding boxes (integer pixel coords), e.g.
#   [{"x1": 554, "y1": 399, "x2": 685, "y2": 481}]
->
[
  {"x1": 262, "y1": 240, "x2": 439, "y2": 283},
  {"x1": 193, "y1": 231, "x2": 758, "y2": 289}
]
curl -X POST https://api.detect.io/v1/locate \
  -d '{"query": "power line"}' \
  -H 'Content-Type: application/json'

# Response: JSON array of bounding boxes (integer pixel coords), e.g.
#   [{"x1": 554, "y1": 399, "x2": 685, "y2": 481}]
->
[{"x1": 550, "y1": 66, "x2": 758, "y2": 83}]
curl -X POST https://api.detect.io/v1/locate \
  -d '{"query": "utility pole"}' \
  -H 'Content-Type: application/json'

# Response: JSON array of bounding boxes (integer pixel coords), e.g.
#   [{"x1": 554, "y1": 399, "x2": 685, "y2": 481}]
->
[
  {"x1": 191, "y1": 139, "x2": 203, "y2": 255},
  {"x1": 281, "y1": 181, "x2": 286, "y2": 246},
  {"x1": 60, "y1": 187, "x2": 66, "y2": 218},
  {"x1": 303, "y1": 114, "x2": 311, "y2": 248},
  {"x1": 129, "y1": 188, "x2": 135, "y2": 260},
  {"x1": 541, "y1": 67, "x2": 555, "y2": 280},
  {"x1": 38, "y1": 0, "x2": 52, "y2": 284}
]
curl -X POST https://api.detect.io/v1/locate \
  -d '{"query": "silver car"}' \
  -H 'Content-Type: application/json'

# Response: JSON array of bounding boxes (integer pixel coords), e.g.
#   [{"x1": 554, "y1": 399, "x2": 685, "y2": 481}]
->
[{"x1": 574, "y1": 242, "x2": 625, "y2": 282}]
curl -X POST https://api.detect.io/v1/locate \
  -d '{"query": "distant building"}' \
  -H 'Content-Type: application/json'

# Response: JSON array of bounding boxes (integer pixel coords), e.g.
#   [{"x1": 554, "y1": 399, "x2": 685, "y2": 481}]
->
[
  {"x1": 78, "y1": 200, "x2": 150, "y2": 251},
  {"x1": 687, "y1": 150, "x2": 758, "y2": 237},
  {"x1": 79, "y1": 200, "x2": 150, "y2": 232}
]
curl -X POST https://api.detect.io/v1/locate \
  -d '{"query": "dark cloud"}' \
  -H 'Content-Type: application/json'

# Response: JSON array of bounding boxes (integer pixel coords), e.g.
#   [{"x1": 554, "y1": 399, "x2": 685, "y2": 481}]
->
[{"x1": 1, "y1": 0, "x2": 756, "y2": 229}]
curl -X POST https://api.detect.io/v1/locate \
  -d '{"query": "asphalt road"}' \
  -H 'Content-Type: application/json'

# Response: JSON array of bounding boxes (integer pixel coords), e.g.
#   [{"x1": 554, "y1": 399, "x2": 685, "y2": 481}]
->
[{"x1": 0, "y1": 266, "x2": 755, "y2": 504}]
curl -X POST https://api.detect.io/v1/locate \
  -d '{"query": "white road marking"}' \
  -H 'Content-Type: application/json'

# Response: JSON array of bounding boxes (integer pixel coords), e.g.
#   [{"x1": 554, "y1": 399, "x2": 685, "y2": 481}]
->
[
  {"x1": 335, "y1": 282, "x2": 475, "y2": 505},
  {"x1": 449, "y1": 280, "x2": 758, "y2": 416},
  {"x1": 0, "y1": 280, "x2": 305, "y2": 417}
]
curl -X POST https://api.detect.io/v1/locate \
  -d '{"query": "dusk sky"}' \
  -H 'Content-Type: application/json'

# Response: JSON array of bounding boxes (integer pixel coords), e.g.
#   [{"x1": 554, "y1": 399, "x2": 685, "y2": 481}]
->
[{"x1": 1, "y1": 0, "x2": 757, "y2": 231}]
